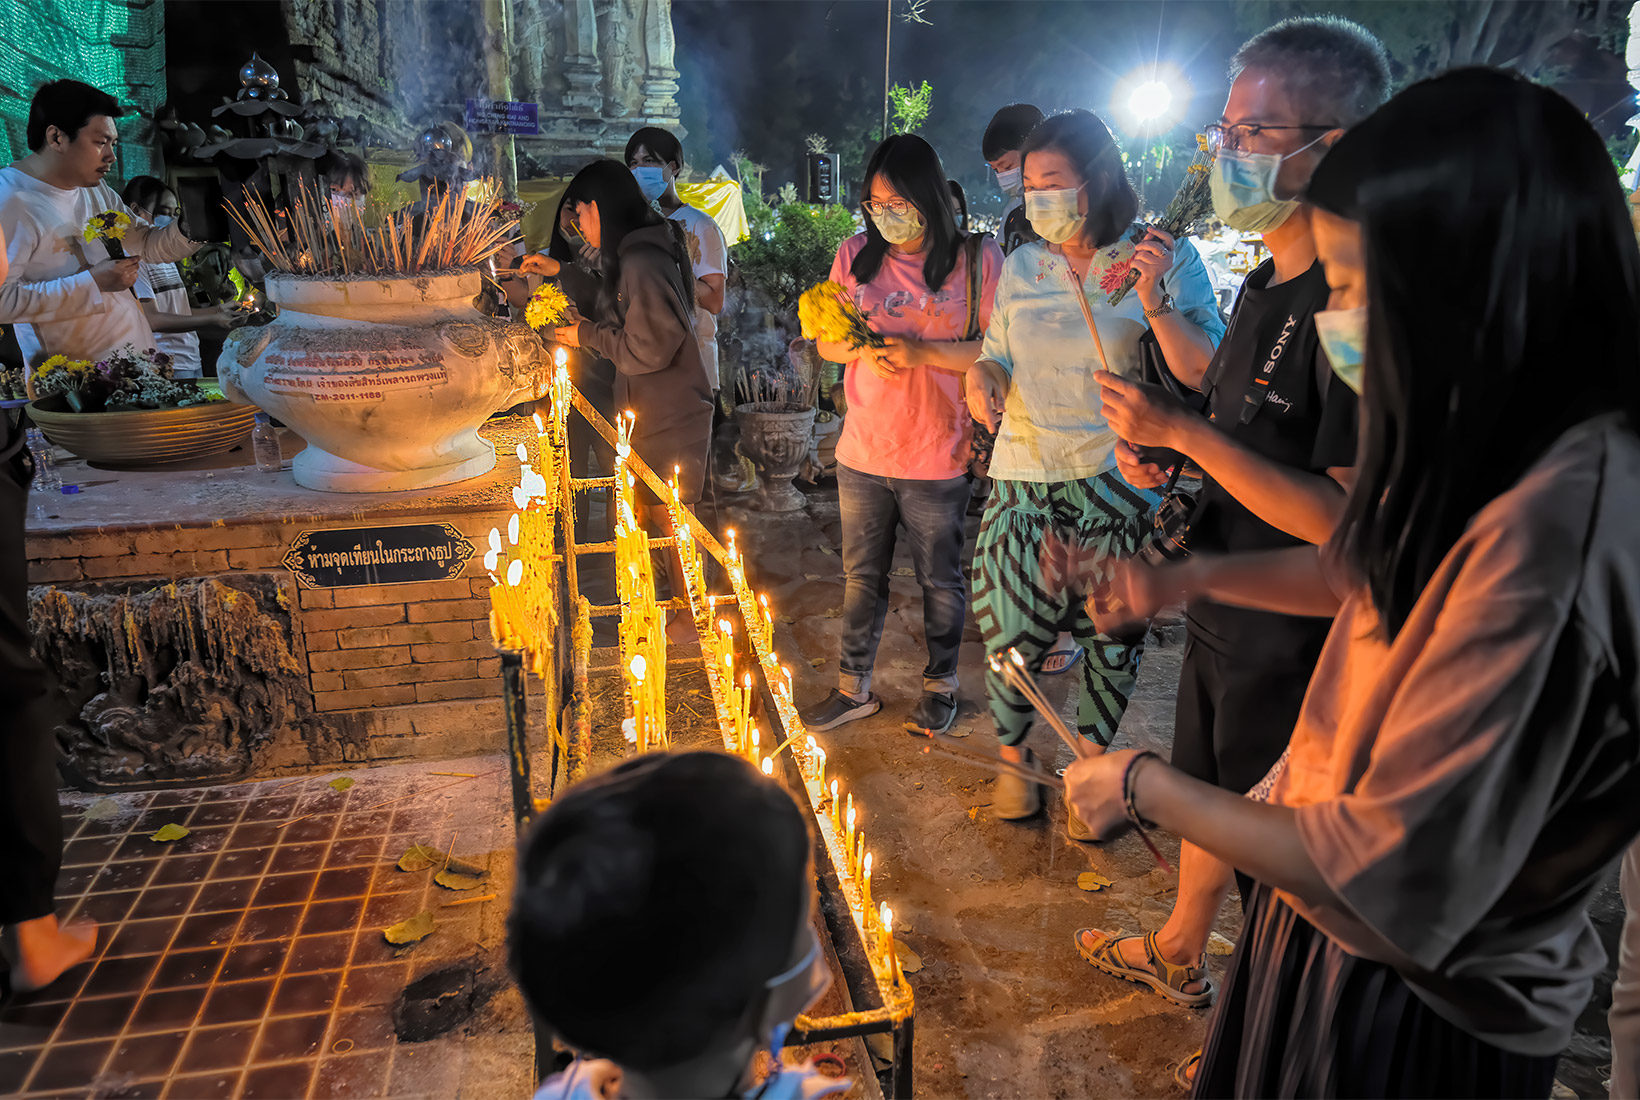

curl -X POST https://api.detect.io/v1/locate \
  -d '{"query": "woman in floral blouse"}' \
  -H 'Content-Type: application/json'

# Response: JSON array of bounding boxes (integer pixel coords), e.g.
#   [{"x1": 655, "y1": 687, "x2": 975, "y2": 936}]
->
[{"x1": 966, "y1": 110, "x2": 1223, "y2": 829}]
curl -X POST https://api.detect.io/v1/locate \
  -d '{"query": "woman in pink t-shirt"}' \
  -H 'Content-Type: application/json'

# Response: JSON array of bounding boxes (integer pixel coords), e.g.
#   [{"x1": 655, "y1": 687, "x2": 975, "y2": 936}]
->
[{"x1": 799, "y1": 135, "x2": 1003, "y2": 737}]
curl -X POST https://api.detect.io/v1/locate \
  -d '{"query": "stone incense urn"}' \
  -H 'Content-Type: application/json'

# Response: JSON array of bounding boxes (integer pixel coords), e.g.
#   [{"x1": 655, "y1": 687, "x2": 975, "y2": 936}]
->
[
  {"x1": 734, "y1": 401, "x2": 816, "y2": 512},
  {"x1": 218, "y1": 272, "x2": 543, "y2": 492}
]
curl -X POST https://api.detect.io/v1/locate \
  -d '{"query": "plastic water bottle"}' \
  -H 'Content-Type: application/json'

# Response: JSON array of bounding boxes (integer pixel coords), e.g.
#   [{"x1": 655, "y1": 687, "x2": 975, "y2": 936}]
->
[
  {"x1": 25, "y1": 429, "x2": 60, "y2": 492},
  {"x1": 251, "y1": 413, "x2": 282, "y2": 472}
]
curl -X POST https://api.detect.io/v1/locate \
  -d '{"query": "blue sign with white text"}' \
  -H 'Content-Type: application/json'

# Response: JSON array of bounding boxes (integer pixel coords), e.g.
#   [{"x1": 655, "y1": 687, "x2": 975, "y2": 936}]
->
[{"x1": 465, "y1": 99, "x2": 539, "y2": 135}]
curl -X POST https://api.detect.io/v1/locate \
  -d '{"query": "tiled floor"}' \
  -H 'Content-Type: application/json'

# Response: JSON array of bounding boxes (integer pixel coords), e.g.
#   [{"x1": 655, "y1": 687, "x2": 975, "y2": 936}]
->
[{"x1": 0, "y1": 756, "x2": 530, "y2": 1099}]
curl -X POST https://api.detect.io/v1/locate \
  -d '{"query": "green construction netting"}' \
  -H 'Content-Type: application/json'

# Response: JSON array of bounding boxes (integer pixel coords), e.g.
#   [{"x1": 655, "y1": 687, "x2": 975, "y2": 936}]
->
[{"x1": 0, "y1": 0, "x2": 166, "y2": 178}]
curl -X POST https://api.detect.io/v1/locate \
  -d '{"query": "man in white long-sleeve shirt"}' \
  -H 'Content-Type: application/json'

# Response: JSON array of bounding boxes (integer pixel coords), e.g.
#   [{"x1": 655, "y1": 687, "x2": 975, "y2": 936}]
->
[{"x1": 0, "y1": 80, "x2": 198, "y2": 366}]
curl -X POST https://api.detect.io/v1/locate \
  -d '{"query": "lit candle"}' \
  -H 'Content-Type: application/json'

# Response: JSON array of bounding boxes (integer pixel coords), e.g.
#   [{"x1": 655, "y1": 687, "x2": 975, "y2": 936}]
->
[
  {"x1": 760, "y1": 755, "x2": 773, "y2": 776},
  {"x1": 750, "y1": 726, "x2": 760, "y2": 764},
  {"x1": 862, "y1": 851, "x2": 873, "y2": 918},
  {"x1": 816, "y1": 746, "x2": 827, "y2": 792},
  {"x1": 829, "y1": 779, "x2": 840, "y2": 831},
  {"x1": 845, "y1": 801, "x2": 856, "y2": 873},
  {"x1": 741, "y1": 673, "x2": 753, "y2": 746},
  {"x1": 881, "y1": 904, "x2": 902, "y2": 986}
]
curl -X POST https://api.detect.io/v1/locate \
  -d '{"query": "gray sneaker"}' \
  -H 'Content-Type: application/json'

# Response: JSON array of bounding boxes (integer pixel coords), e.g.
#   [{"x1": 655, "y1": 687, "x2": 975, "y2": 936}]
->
[{"x1": 802, "y1": 689, "x2": 882, "y2": 731}]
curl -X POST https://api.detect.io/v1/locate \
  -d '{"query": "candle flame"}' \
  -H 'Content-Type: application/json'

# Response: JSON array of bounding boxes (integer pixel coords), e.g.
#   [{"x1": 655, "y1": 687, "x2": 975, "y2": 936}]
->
[
  {"x1": 515, "y1": 442, "x2": 528, "y2": 463},
  {"x1": 1009, "y1": 648, "x2": 1027, "y2": 668},
  {"x1": 846, "y1": 805, "x2": 856, "y2": 833},
  {"x1": 830, "y1": 779, "x2": 839, "y2": 802},
  {"x1": 554, "y1": 346, "x2": 567, "y2": 368},
  {"x1": 533, "y1": 412, "x2": 545, "y2": 432},
  {"x1": 760, "y1": 756, "x2": 773, "y2": 775},
  {"x1": 507, "y1": 514, "x2": 520, "y2": 545},
  {"x1": 881, "y1": 903, "x2": 892, "y2": 934},
  {"x1": 864, "y1": 851, "x2": 872, "y2": 881},
  {"x1": 506, "y1": 559, "x2": 523, "y2": 587},
  {"x1": 630, "y1": 654, "x2": 646, "y2": 682}
]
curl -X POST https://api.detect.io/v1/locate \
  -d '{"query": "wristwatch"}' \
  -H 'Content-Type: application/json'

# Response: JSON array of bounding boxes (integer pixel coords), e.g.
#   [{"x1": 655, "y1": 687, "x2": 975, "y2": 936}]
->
[{"x1": 1144, "y1": 292, "x2": 1176, "y2": 320}]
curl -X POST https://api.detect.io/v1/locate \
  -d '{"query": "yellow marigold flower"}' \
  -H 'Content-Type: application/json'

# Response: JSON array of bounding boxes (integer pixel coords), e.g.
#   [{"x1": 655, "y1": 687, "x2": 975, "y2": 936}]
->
[
  {"x1": 798, "y1": 280, "x2": 884, "y2": 349},
  {"x1": 82, "y1": 210, "x2": 132, "y2": 243},
  {"x1": 524, "y1": 282, "x2": 571, "y2": 330}
]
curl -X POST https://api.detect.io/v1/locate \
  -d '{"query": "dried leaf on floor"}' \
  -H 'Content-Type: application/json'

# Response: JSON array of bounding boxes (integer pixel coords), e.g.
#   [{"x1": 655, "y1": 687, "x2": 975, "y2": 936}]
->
[
  {"x1": 1077, "y1": 870, "x2": 1113, "y2": 892},
  {"x1": 84, "y1": 797, "x2": 120, "y2": 822},
  {"x1": 895, "y1": 941, "x2": 924, "y2": 973},
  {"x1": 889, "y1": 567, "x2": 915, "y2": 577},
  {"x1": 810, "y1": 657, "x2": 826, "y2": 668},
  {"x1": 445, "y1": 855, "x2": 486, "y2": 878},
  {"x1": 149, "y1": 823, "x2": 190, "y2": 842},
  {"x1": 329, "y1": 776, "x2": 355, "y2": 791},
  {"x1": 397, "y1": 843, "x2": 444, "y2": 872},
  {"x1": 1206, "y1": 932, "x2": 1236, "y2": 956},
  {"x1": 384, "y1": 910, "x2": 436, "y2": 945},
  {"x1": 434, "y1": 868, "x2": 486, "y2": 891}
]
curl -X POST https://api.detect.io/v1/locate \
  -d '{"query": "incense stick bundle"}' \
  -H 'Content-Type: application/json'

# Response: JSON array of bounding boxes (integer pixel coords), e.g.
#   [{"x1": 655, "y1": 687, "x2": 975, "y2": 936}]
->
[{"x1": 990, "y1": 650, "x2": 1093, "y2": 760}]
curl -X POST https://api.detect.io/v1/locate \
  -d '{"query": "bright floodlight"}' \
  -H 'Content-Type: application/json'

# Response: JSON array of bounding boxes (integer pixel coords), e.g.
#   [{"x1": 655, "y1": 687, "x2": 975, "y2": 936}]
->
[{"x1": 1129, "y1": 80, "x2": 1173, "y2": 124}]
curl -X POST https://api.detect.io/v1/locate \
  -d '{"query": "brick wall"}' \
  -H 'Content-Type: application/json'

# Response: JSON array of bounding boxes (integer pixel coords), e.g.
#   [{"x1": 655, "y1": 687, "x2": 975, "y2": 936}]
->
[{"x1": 26, "y1": 509, "x2": 520, "y2": 772}]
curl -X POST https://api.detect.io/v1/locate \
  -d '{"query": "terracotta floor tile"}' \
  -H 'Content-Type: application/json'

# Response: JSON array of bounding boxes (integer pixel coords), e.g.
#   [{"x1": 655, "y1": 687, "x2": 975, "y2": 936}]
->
[
  {"x1": 253, "y1": 1012, "x2": 329, "y2": 1063},
  {"x1": 334, "y1": 809, "x2": 393, "y2": 838},
  {"x1": 132, "y1": 807, "x2": 193, "y2": 834},
  {"x1": 197, "y1": 784, "x2": 254, "y2": 804},
  {"x1": 81, "y1": 953, "x2": 159, "y2": 998},
  {"x1": 186, "y1": 800, "x2": 248, "y2": 828},
  {"x1": 169, "y1": 908, "x2": 241, "y2": 952},
  {"x1": 235, "y1": 904, "x2": 304, "y2": 944},
  {"x1": 190, "y1": 878, "x2": 257, "y2": 916},
  {"x1": 0, "y1": 1048, "x2": 38, "y2": 1094},
  {"x1": 298, "y1": 897, "x2": 365, "y2": 937},
  {"x1": 100, "y1": 1078, "x2": 165, "y2": 1098},
  {"x1": 71, "y1": 889, "x2": 141, "y2": 925},
  {"x1": 148, "y1": 789, "x2": 206, "y2": 810},
  {"x1": 221, "y1": 819, "x2": 282, "y2": 852},
  {"x1": 162, "y1": 1069, "x2": 241, "y2": 1098},
  {"x1": 313, "y1": 1049, "x2": 392, "y2": 1097},
  {"x1": 240, "y1": 1060, "x2": 317, "y2": 1099},
  {"x1": 127, "y1": 986, "x2": 208, "y2": 1035},
  {"x1": 25, "y1": 1037, "x2": 112, "y2": 1091},
  {"x1": 267, "y1": 840, "x2": 328, "y2": 873},
  {"x1": 218, "y1": 939, "x2": 289, "y2": 984},
  {"x1": 208, "y1": 847, "x2": 272, "y2": 881},
  {"x1": 56, "y1": 864, "x2": 98, "y2": 896},
  {"x1": 54, "y1": 992, "x2": 134, "y2": 1041},
  {"x1": 161, "y1": 824, "x2": 234, "y2": 859},
  {"x1": 280, "y1": 814, "x2": 341, "y2": 845},
  {"x1": 269, "y1": 971, "x2": 342, "y2": 1018},
  {"x1": 101, "y1": 918, "x2": 182, "y2": 959},
  {"x1": 325, "y1": 835, "x2": 386, "y2": 868},
  {"x1": 199, "y1": 978, "x2": 276, "y2": 1023},
  {"x1": 112, "y1": 834, "x2": 172, "y2": 864},
  {"x1": 368, "y1": 864, "x2": 424, "y2": 895},
  {"x1": 151, "y1": 946, "x2": 225, "y2": 989},
  {"x1": 315, "y1": 865, "x2": 373, "y2": 900},
  {"x1": 251, "y1": 871, "x2": 317, "y2": 910},
  {"x1": 175, "y1": 1021, "x2": 261, "y2": 1074},
  {"x1": 148, "y1": 854, "x2": 216, "y2": 888},
  {"x1": 337, "y1": 963, "x2": 408, "y2": 1009},
  {"x1": 90, "y1": 859, "x2": 161, "y2": 895},
  {"x1": 107, "y1": 1029, "x2": 187, "y2": 1080},
  {"x1": 360, "y1": 889, "x2": 426, "y2": 927},
  {"x1": 130, "y1": 883, "x2": 202, "y2": 921},
  {"x1": 327, "y1": 1005, "x2": 397, "y2": 1051},
  {"x1": 238, "y1": 796, "x2": 298, "y2": 823},
  {"x1": 286, "y1": 932, "x2": 352, "y2": 974},
  {"x1": 60, "y1": 835, "x2": 121, "y2": 866},
  {"x1": 347, "y1": 926, "x2": 409, "y2": 969}
]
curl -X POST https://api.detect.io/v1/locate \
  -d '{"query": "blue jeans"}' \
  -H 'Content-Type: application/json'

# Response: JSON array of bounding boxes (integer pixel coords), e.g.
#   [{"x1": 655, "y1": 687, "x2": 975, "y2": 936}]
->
[{"x1": 836, "y1": 464, "x2": 969, "y2": 697}]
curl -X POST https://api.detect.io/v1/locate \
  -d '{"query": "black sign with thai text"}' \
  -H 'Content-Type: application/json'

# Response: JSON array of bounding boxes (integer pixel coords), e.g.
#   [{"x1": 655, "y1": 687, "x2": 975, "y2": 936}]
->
[{"x1": 283, "y1": 524, "x2": 475, "y2": 589}]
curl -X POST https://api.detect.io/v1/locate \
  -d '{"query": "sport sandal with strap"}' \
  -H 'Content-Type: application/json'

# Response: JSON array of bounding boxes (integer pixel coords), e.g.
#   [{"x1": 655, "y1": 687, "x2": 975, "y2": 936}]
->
[{"x1": 1074, "y1": 929, "x2": 1215, "y2": 1008}]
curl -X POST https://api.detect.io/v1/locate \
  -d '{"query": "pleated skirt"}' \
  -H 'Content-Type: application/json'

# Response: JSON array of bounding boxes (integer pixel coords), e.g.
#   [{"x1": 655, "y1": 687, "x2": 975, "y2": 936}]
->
[{"x1": 1193, "y1": 885, "x2": 1558, "y2": 1099}]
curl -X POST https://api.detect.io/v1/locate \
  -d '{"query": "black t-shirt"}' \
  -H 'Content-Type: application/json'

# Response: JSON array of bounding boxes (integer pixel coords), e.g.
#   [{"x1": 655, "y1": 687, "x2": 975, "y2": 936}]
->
[
  {"x1": 1186, "y1": 258, "x2": 1359, "y2": 658},
  {"x1": 1000, "y1": 203, "x2": 1037, "y2": 256}
]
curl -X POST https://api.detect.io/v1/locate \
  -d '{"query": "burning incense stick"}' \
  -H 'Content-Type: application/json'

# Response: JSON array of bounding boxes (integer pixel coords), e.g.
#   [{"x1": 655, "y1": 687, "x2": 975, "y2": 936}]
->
[
  {"x1": 990, "y1": 650, "x2": 1093, "y2": 760},
  {"x1": 911, "y1": 730, "x2": 1065, "y2": 790}
]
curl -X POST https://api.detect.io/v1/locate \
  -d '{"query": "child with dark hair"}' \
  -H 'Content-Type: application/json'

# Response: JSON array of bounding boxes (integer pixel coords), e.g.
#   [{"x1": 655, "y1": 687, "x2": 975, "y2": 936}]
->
[
  {"x1": 982, "y1": 103, "x2": 1044, "y2": 256},
  {"x1": 509, "y1": 751, "x2": 845, "y2": 1100}
]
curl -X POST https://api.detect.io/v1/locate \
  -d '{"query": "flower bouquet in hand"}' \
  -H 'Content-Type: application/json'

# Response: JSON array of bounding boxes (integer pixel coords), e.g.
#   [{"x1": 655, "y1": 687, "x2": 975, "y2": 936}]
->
[
  {"x1": 1106, "y1": 135, "x2": 1217, "y2": 306},
  {"x1": 799, "y1": 280, "x2": 885, "y2": 350},
  {"x1": 82, "y1": 210, "x2": 133, "y2": 260},
  {"x1": 524, "y1": 281, "x2": 571, "y2": 331}
]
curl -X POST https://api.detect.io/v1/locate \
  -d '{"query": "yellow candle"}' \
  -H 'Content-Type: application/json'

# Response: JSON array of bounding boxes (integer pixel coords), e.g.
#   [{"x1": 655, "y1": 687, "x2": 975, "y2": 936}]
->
[
  {"x1": 880, "y1": 903, "x2": 898, "y2": 981},
  {"x1": 862, "y1": 851, "x2": 873, "y2": 919},
  {"x1": 845, "y1": 802, "x2": 856, "y2": 873},
  {"x1": 829, "y1": 779, "x2": 839, "y2": 831},
  {"x1": 750, "y1": 726, "x2": 760, "y2": 764}
]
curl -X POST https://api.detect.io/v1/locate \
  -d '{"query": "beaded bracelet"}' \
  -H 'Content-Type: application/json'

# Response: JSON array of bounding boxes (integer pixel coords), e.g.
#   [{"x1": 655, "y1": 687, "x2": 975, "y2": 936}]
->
[{"x1": 1121, "y1": 750, "x2": 1160, "y2": 830}]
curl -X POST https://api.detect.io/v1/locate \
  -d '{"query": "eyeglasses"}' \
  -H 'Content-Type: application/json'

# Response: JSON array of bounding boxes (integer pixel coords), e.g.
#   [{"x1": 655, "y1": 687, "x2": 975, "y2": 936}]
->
[
  {"x1": 1204, "y1": 122, "x2": 1333, "y2": 153},
  {"x1": 861, "y1": 198, "x2": 912, "y2": 218}
]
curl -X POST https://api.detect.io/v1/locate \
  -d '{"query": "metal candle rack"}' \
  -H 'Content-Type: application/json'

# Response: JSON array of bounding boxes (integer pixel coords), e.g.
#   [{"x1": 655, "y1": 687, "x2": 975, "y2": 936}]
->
[{"x1": 485, "y1": 358, "x2": 914, "y2": 1096}]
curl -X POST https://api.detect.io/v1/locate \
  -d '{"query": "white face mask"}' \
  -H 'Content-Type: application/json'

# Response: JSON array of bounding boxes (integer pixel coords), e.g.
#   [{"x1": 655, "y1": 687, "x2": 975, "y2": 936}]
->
[
  {"x1": 872, "y1": 205, "x2": 925, "y2": 246},
  {"x1": 1209, "y1": 132, "x2": 1328, "y2": 234},
  {"x1": 995, "y1": 165, "x2": 1023, "y2": 197},
  {"x1": 1024, "y1": 185, "x2": 1086, "y2": 244},
  {"x1": 631, "y1": 166, "x2": 668, "y2": 203}
]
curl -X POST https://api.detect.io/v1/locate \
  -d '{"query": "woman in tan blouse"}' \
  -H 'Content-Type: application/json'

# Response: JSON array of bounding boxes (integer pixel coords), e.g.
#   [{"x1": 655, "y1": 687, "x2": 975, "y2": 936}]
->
[{"x1": 1067, "y1": 69, "x2": 1640, "y2": 1097}]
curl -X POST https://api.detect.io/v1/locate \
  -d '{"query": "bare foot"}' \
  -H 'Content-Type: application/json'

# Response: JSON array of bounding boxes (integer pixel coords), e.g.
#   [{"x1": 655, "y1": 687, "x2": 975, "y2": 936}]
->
[{"x1": 3, "y1": 914, "x2": 98, "y2": 993}]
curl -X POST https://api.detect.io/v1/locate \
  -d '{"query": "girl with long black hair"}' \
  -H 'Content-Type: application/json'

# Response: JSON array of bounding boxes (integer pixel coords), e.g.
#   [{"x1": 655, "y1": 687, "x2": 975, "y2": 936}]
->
[
  {"x1": 1068, "y1": 68, "x2": 1640, "y2": 1096},
  {"x1": 542, "y1": 160, "x2": 711, "y2": 616},
  {"x1": 800, "y1": 135, "x2": 1003, "y2": 737}
]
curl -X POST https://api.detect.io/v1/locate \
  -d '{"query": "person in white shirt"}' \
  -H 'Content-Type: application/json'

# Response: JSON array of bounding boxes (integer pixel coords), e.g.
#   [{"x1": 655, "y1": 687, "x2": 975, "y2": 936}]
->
[
  {"x1": 625, "y1": 127, "x2": 727, "y2": 397},
  {"x1": 0, "y1": 80, "x2": 198, "y2": 367},
  {"x1": 121, "y1": 176, "x2": 241, "y2": 378}
]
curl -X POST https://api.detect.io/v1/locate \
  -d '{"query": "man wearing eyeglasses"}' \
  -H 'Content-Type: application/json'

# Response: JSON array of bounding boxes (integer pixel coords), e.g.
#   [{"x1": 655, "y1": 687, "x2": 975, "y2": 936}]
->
[{"x1": 1072, "y1": 15, "x2": 1390, "y2": 1075}]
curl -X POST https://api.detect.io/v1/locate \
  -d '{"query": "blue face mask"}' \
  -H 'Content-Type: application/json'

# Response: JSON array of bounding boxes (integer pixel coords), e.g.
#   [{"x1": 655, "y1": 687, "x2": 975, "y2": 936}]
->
[
  {"x1": 631, "y1": 166, "x2": 668, "y2": 203},
  {"x1": 1313, "y1": 306, "x2": 1366, "y2": 393}
]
